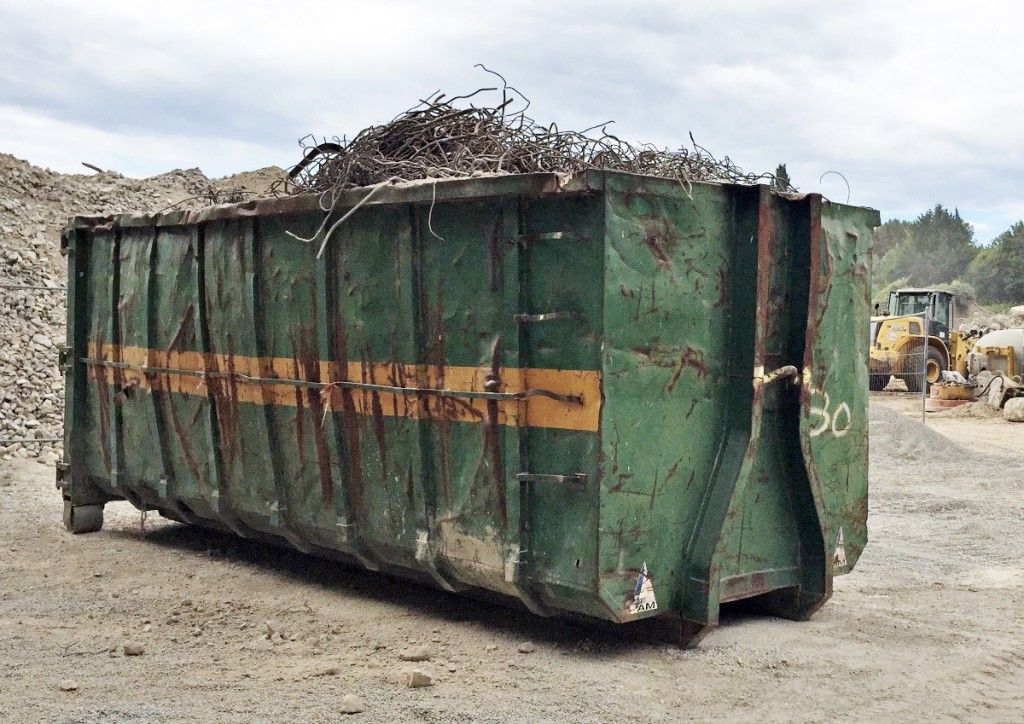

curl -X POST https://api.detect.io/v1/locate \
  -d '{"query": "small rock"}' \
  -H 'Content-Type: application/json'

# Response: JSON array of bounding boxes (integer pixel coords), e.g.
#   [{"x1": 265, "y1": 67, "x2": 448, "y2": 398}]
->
[
  {"x1": 399, "y1": 645, "x2": 431, "y2": 662},
  {"x1": 58, "y1": 679, "x2": 78, "y2": 691},
  {"x1": 1003, "y1": 397, "x2": 1024, "y2": 422},
  {"x1": 123, "y1": 642, "x2": 145, "y2": 656},
  {"x1": 517, "y1": 641, "x2": 536, "y2": 654},
  {"x1": 339, "y1": 693, "x2": 366, "y2": 714},
  {"x1": 407, "y1": 668, "x2": 435, "y2": 688},
  {"x1": 245, "y1": 635, "x2": 273, "y2": 651},
  {"x1": 485, "y1": 644, "x2": 498, "y2": 652},
  {"x1": 883, "y1": 375, "x2": 909, "y2": 393}
]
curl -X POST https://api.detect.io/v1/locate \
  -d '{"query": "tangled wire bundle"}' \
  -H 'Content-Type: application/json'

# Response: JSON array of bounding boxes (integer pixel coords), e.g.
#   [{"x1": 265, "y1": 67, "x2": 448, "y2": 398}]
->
[{"x1": 277, "y1": 72, "x2": 791, "y2": 198}]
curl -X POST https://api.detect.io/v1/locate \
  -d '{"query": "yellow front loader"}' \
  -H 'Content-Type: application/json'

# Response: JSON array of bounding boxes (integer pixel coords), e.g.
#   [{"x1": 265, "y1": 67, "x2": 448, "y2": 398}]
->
[{"x1": 868, "y1": 289, "x2": 975, "y2": 391}]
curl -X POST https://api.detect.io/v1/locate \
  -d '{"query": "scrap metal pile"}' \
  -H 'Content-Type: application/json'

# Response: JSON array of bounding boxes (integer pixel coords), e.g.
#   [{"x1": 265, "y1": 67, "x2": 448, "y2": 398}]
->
[{"x1": 278, "y1": 76, "x2": 791, "y2": 196}]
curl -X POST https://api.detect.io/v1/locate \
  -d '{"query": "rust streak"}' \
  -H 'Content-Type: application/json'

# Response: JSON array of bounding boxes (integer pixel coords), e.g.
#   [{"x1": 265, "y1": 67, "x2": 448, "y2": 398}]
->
[
  {"x1": 366, "y1": 348, "x2": 389, "y2": 482},
  {"x1": 432, "y1": 279, "x2": 451, "y2": 508},
  {"x1": 299, "y1": 324, "x2": 333, "y2": 505},
  {"x1": 666, "y1": 347, "x2": 709, "y2": 393},
  {"x1": 484, "y1": 338, "x2": 506, "y2": 524},
  {"x1": 290, "y1": 339, "x2": 306, "y2": 469},
  {"x1": 333, "y1": 318, "x2": 364, "y2": 520},
  {"x1": 162, "y1": 371, "x2": 202, "y2": 480},
  {"x1": 91, "y1": 327, "x2": 112, "y2": 473},
  {"x1": 643, "y1": 230, "x2": 671, "y2": 268},
  {"x1": 488, "y1": 220, "x2": 503, "y2": 293}
]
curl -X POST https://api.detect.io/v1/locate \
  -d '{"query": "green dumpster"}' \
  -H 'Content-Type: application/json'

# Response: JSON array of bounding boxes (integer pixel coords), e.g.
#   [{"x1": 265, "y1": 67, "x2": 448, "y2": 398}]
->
[{"x1": 58, "y1": 170, "x2": 878, "y2": 644}]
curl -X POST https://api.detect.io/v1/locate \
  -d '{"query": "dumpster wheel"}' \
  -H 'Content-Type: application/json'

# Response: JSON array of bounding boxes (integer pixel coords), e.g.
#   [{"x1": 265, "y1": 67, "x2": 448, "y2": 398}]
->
[{"x1": 63, "y1": 500, "x2": 103, "y2": 534}]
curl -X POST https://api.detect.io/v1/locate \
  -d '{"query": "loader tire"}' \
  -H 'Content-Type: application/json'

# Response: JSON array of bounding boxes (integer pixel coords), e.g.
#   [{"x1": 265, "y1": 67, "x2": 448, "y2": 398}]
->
[{"x1": 925, "y1": 346, "x2": 946, "y2": 387}]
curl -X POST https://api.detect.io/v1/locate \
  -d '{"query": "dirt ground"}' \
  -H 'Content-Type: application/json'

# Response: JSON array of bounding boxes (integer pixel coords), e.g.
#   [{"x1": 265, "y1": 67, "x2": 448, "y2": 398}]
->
[{"x1": 1, "y1": 397, "x2": 1021, "y2": 722}]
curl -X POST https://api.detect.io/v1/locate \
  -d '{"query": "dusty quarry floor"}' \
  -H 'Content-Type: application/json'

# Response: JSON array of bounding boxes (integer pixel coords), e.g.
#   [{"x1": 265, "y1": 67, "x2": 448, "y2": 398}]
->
[{"x1": 1, "y1": 397, "x2": 1022, "y2": 722}]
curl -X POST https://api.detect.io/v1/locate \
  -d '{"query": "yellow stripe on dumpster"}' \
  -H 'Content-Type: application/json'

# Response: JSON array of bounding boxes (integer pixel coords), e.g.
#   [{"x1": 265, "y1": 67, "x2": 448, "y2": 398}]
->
[{"x1": 84, "y1": 342, "x2": 601, "y2": 432}]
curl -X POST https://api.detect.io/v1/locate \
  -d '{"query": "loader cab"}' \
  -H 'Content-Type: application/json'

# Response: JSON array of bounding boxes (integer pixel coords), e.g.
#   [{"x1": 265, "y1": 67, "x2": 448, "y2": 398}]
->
[{"x1": 886, "y1": 288, "x2": 954, "y2": 342}]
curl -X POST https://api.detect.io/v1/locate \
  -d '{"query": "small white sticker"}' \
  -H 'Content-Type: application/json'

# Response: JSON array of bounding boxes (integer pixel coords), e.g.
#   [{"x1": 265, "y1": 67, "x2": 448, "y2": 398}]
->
[
  {"x1": 833, "y1": 528, "x2": 847, "y2": 568},
  {"x1": 628, "y1": 562, "x2": 658, "y2": 615}
]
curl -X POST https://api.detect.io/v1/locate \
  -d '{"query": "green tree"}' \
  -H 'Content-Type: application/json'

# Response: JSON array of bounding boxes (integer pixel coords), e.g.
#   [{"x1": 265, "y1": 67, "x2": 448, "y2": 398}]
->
[
  {"x1": 772, "y1": 163, "x2": 792, "y2": 191},
  {"x1": 874, "y1": 205, "x2": 977, "y2": 288},
  {"x1": 966, "y1": 221, "x2": 1024, "y2": 303},
  {"x1": 873, "y1": 218, "x2": 911, "y2": 258}
]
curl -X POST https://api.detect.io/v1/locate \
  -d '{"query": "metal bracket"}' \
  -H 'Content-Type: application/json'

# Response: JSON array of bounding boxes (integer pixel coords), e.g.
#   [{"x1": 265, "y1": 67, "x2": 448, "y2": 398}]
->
[
  {"x1": 516, "y1": 231, "x2": 583, "y2": 245},
  {"x1": 59, "y1": 346, "x2": 72, "y2": 372},
  {"x1": 517, "y1": 472, "x2": 587, "y2": 488},
  {"x1": 754, "y1": 364, "x2": 800, "y2": 387},
  {"x1": 54, "y1": 461, "x2": 69, "y2": 489},
  {"x1": 514, "y1": 311, "x2": 581, "y2": 323}
]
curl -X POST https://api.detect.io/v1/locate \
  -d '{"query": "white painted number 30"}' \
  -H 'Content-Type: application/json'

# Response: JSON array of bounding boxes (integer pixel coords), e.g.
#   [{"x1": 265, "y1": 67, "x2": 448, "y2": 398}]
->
[{"x1": 809, "y1": 390, "x2": 852, "y2": 438}]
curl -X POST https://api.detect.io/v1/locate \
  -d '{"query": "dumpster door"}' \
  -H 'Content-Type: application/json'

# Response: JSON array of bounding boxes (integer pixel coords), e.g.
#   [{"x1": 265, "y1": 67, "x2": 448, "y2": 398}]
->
[{"x1": 801, "y1": 197, "x2": 876, "y2": 581}]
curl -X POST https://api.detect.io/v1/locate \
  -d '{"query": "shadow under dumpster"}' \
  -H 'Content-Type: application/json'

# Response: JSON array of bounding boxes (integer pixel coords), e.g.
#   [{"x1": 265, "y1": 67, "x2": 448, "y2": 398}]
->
[{"x1": 102, "y1": 510, "x2": 808, "y2": 655}]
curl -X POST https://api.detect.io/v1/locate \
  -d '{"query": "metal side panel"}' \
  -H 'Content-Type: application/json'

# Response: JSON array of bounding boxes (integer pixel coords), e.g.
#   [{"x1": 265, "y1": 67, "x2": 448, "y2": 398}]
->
[
  {"x1": 515, "y1": 193, "x2": 604, "y2": 612},
  {"x1": 598, "y1": 175, "x2": 747, "y2": 624},
  {"x1": 245, "y1": 213, "x2": 331, "y2": 551},
  {"x1": 111, "y1": 226, "x2": 165, "y2": 504},
  {"x1": 201, "y1": 218, "x2": 278, "y2": 535},
  {"x1": 79, "y1": 229, "x2": 117, "y2": 490},
  {"x1": 712, "y1": 188, "x2": 809, "y2": 607},
  {"x1": 801, "y1": 198, "x2": 878, "y2": 577},
  {"x1": 323, "y1": 203, "x2": 425, "y2": 568},
  {"x1": 147, "y1": 226, "x2": 216, "y2": 518},
  {"x1": 412, "y1": 195, "x2": 524, "y2": 594}
]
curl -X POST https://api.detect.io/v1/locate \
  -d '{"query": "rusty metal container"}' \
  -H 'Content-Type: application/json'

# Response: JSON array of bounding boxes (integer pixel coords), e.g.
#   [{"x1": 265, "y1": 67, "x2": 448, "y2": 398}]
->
[{"x1": 59, "y1": 171, "x2": 879, "y2": 643}]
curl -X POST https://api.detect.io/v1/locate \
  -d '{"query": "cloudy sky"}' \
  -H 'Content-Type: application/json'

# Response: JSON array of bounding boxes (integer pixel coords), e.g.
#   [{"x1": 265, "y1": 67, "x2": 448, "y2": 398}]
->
[{"x1": 2, "y1": 1, "x2": 1022, "y2": 240}]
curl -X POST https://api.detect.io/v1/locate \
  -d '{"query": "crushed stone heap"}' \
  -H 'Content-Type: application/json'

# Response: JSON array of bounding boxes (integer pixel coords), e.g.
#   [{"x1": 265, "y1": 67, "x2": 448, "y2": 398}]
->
[{"x1": 0, "y1": 153, "x2": 283, "y2": 464}]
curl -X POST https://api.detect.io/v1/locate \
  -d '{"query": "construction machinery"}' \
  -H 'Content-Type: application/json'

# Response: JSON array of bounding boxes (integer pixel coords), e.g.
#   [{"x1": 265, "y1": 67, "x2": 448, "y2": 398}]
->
[
  {"x1": 869, "y1": 288, "x2": 977, "y2": 391},
  {"x1": 968, "y1": 328, "x2": 1022, "y2": 380}
]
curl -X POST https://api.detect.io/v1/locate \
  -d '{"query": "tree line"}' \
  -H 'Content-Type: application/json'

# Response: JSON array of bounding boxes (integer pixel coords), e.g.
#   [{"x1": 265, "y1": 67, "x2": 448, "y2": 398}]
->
[{"x1": 872, "y1": 205, "x2": 1024, "y2": 309}]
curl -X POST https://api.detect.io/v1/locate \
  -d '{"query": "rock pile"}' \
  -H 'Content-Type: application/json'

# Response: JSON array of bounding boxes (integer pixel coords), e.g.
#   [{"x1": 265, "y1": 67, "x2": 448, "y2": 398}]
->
[
  {"x1": 962, "y1": 313, "x2": 1024, "y2": 332},
  {"x1": 0, "y1": 153, "x2": 283, "y2": 464}
]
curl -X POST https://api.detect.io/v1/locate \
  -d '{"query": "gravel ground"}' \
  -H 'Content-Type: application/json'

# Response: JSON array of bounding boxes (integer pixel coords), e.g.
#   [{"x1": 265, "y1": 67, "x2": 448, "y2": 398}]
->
[{"x1": 1, "y1": 398, "x2": 1021, "y2": 722}]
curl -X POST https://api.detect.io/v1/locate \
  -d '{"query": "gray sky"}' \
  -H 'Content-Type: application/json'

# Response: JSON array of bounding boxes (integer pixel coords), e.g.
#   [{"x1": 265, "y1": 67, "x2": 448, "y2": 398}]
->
[{"x1": 2, "y1": 1, "x2": 1021, "y2": 240}]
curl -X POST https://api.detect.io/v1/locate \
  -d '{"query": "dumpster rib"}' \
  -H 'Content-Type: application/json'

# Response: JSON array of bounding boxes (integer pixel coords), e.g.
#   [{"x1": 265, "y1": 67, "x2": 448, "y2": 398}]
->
[
  {"x1": 327, "y1": 256, "x2": 371, "y2": 561},
  {"x1": 195, "y1": 221, "x2": 248, "y2": 537},
  {"x1": 109, "y1": 227, "x2": 125, "y2": 490},
  {"x1": 256, "y1": 218, "x2": 313, "y2": 551},
  {"x1": 301, "y1": 320, "x2": 334, "y2": 505},
  {"x1": 90, "y1": 320, "x2": 112, "y2": 474},
  {"x1": 160, "y1": 303, "x2": 204, "y2": 483},
  {"x1": 363, "y1": 346, "x2": 389, "y2": 484},
  {"x1": 484, "y1": 337, "x2": 507, "y2": 526},
  {"x1": 145, "y1": 227, "x2": 179, "y2": 493}
]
